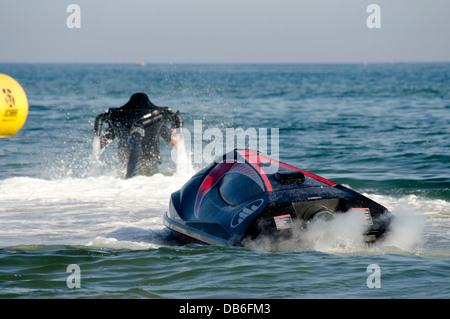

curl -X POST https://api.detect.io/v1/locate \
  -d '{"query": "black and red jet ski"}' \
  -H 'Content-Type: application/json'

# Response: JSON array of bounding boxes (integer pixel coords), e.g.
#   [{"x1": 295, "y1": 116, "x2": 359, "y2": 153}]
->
[{"x1": 164, "y1": 149, "x2": 393, "y2": 246}]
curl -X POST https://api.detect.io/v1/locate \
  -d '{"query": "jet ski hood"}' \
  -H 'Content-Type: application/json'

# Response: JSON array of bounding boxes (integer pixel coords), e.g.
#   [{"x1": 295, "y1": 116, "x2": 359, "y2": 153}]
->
[{"x1": 164, "y1": 149, "x2": 393, "y2": 247}]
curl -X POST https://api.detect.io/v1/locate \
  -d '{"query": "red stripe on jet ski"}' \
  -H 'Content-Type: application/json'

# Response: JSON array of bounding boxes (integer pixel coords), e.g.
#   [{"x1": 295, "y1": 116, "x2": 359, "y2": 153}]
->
[
  {"x1": 194, "y1": 161, "x2": 234, "y2": 218},
  {"x1": 299, "y1": 169, "x2": 337, "y2": 187},
  {"x1": 237, "y1": 149, "x2": 273, "y2": 192},
  {"x1": 276, "y1": 161, "x2": 337, "y2": 187},
  {"x1": 237, "y1": 149, "x2": 337, "y2": 188},
  {"x1": 247, "y1": 162, "x2": 273, "y2": 192}
]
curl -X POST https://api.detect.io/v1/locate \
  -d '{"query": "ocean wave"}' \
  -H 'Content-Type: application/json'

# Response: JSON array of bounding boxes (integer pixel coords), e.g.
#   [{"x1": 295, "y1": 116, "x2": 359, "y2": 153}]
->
[{"x1": 0, "y1": 173, "x2": 448, "y2": 257}]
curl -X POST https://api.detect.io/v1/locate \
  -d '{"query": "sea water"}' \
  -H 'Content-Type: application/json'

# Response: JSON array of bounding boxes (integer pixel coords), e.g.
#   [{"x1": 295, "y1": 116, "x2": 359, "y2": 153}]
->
[{"x1": 0, "y1": 63, "x2": 449, "y2": 299}]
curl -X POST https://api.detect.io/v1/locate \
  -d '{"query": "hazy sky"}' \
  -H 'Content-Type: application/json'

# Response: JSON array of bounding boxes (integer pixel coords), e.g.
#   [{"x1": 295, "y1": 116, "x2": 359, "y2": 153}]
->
[{"x1": 1, "y1": 0, "x2": 449, "y2": 63}]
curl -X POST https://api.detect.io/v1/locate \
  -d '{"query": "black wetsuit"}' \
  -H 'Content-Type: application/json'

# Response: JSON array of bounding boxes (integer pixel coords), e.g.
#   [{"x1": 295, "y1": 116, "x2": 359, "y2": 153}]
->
[{"x1": 95, "y1": 93, "x2": 182, "y2": 178}]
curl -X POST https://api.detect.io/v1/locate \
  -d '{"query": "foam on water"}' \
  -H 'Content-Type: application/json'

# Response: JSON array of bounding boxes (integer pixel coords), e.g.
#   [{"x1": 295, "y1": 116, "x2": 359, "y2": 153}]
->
[
  {"x1": 242, "y1": 193, "x2": 448, "y2": 256},
  {"x1": 0, "y1": 137, "x2": 196, "y2": 249},
  {"x1": 1, "y1": 166, "x2": 448, "y2": 257},
  {"x1": 0, "y1": 132, "x2": 448, "y2": 256}
]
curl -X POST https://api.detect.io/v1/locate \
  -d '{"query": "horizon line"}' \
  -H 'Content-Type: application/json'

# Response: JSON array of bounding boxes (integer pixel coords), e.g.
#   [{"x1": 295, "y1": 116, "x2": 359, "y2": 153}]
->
[{"x1": 1, "y1": 60, "x2": 449, "y2": 65}]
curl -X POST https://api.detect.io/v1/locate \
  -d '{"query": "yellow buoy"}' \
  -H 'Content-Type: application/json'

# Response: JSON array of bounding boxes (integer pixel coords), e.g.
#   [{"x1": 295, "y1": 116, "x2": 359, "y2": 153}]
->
[{"x1": 0, "y1": 73, "x2": 29, "y2": 138}]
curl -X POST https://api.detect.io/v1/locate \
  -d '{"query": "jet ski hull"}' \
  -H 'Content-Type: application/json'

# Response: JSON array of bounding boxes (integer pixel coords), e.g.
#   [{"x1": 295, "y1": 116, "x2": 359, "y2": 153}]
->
[{"x1": 164, "y1": 149, "x2": 393, "y2": 247}]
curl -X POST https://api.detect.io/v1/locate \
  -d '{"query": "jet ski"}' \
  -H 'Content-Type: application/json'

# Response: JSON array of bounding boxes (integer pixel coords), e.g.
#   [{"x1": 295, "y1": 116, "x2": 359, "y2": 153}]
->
[{"x1": 164, "y1": 149, "x2": 393, "y2": 247}]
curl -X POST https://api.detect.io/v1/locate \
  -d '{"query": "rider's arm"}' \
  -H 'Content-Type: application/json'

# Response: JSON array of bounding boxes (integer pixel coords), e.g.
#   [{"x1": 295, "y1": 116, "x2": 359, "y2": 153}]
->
[
  {"x1": 161, "y1": 125, "x2": 178, "y2": 146},
  {"x1": 163, "y1": 108, "x2": 183, "y2": 146},
  {"x1": 100, "y1": 127, "x2": 114, "y2": 148},
  {"x1": 94, "y1": 110, "x2": 115, "y2": 149}
]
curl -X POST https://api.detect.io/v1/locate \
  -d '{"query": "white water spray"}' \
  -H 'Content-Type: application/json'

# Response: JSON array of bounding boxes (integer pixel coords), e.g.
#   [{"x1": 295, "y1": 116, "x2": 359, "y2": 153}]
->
[
  {"x1": 92, "y1": 135, "x2": 102, "y2": 162},
  {"x1": 243, "y1": 196, "x2": 429, "y2": 254},
  {"x1": 172, "y1": 128, "x2": 194, "y2": 175}
]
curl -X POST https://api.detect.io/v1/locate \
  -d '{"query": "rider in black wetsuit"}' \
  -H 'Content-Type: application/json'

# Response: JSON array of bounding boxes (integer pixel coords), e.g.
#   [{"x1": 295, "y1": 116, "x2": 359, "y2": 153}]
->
[{"x1": 94, "y1": 93, "x2": 183, "y2": 178}]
